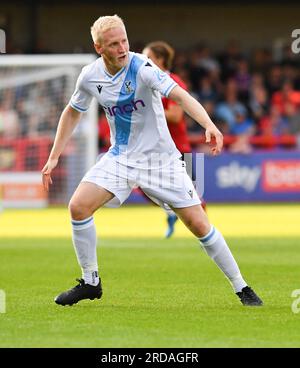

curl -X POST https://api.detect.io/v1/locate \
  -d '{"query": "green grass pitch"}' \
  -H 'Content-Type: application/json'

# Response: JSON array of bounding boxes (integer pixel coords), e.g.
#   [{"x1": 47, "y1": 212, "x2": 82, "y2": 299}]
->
[{"x1": 0, "y1": 204, "x2": 299, "y2": 347}]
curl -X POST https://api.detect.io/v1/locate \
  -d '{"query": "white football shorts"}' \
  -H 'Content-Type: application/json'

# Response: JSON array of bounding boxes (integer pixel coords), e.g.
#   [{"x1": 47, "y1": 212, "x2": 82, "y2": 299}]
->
[{"x1": 81, "y1": 155, "x2": 201, "y2": 209}]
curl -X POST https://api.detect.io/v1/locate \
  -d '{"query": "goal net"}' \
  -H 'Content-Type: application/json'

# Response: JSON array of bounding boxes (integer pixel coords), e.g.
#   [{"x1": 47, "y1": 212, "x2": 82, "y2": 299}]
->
[{"x1": 0, "y1": 55, "x2": 98, "y2": 207}]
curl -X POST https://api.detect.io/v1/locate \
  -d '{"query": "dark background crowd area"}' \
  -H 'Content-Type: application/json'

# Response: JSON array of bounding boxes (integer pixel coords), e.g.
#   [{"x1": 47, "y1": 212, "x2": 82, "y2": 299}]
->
[{"x1": 172, "y1": 41, "x2": 300, "y2": 153}]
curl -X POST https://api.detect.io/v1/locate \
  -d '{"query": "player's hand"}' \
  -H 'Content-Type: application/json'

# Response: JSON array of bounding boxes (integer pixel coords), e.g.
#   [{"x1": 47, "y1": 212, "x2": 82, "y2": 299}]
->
[
  {"x1": 41, "y1": 158, "x2": 58, "y2": 192},
  {"x1": 205, "y1": 125, "x2": 223, "y2": 156}
]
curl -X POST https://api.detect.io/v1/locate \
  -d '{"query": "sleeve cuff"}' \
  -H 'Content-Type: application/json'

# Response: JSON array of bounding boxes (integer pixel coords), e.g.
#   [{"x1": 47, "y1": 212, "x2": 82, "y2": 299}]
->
[
  {"x1": 69, "y1": 101, "x2": 88, "y2": 112},
  {"x1": 163, "y1": 82, "x2": 177, "y2": 98}
]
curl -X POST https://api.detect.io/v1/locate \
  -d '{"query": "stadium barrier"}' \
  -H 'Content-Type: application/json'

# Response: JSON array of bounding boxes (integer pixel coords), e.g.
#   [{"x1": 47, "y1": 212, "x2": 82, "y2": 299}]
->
[
  {"x1": 0, "y1": 137, "x2": 51, "y2": 208},
  {"x1": 1, "y1": 133, "x2": 299, "y2": 206},
  {"x1": 203, "y1": 150, "x2": 300, "y2": 202}
]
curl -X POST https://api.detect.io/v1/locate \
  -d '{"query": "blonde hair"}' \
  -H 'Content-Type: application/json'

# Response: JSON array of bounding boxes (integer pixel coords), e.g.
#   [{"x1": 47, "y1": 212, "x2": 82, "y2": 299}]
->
[{"x1": 90, "y1": 15, "x2": 125, "y2": 44}]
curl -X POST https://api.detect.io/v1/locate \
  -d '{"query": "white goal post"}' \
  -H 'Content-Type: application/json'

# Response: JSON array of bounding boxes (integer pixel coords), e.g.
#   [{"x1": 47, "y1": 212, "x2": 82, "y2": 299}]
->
[{"x1": 0, "y1": 54, "x2": 98, "y2": 207}]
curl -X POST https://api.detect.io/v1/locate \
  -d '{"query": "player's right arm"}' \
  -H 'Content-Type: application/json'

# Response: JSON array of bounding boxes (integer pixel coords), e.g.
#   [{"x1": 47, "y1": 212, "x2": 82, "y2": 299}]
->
[
  {"x1": 42, "y1": 105, "x2": 81, "y2": 191},
  {"x1": 169, "y1": 86, "x2": 223, "y2": 155},
  {"x1": 42, "y1": 66, "x2": 92, "y2": 191},
  {"x1": 163, "y1": 74, "x2": 186, "y2": 124}
]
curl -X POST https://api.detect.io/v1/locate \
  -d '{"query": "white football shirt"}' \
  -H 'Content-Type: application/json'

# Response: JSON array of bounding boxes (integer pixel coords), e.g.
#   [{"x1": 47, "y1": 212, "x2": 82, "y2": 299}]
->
[{"x1": 69, "y1": 51, "x2": 181, "y2": 168}]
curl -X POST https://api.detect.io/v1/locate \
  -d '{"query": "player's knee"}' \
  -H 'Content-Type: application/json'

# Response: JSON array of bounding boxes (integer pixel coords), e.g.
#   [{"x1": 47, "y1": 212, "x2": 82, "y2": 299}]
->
[
  {"x1": 68, "y1": 199, "x2": 91, "y2": 221},
  {"x1": 186, "y1": 217, "x2": 210, "y2": 238}
]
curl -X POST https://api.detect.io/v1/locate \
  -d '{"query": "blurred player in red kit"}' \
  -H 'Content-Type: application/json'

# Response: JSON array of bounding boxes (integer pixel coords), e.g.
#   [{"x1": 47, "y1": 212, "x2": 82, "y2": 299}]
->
[{"x1": 143, "y1": 41, "x2": 206, "y2": 238}]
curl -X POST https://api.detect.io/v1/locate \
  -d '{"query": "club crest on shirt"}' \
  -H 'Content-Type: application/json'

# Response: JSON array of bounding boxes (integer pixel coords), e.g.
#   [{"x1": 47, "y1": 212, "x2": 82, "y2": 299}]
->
[
  {"x1": 124, "y1": 80, "x2": 134, "y2": 93},
  {"x1": 155, "y1": 69, "x2": 166, "y2": 81}
]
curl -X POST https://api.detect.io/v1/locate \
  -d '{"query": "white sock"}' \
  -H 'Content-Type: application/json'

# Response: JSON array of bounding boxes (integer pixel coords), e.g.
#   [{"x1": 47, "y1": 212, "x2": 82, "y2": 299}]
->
[
  {"x1": 71, "y1": 216, "x2": 99, "y2": 286},
  {"x1": 199, "y1": 226, "x2": 247, "y2": 293}
]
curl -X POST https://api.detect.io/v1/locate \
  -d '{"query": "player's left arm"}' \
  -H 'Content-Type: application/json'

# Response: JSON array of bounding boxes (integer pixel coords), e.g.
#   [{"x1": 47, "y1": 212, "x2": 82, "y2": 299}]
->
[{"x1": 168, "y1": 85, "x2": 223, "y2": 155}]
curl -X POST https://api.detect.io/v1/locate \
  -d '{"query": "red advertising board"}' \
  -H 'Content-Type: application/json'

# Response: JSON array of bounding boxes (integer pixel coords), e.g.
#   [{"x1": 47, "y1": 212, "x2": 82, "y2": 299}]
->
[{"x1": 262, "y1": 160, "x2": 300, "y2": 192}]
